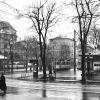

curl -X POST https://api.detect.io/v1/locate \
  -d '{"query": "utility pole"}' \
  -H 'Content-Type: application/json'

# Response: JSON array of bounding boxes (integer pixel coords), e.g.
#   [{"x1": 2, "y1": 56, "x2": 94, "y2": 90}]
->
[
  {"x1": 74, "y1": 30, "x2": 76, "y2": 73},
  {"x1": 3, "y1": 35, "x2": 6, "y2": 73}
]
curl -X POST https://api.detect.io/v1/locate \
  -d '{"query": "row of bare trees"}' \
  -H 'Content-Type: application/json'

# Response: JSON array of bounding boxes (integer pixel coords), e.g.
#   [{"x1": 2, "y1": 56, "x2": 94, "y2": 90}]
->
[
  {"x1": 15, "y1": 0, "x2": 100, "y2": 82},
  {"x1": 15, "y1": 1, "x2": 61, "y2": 80},
  {"x1": 1, "y1": 0, "x2": 100, "y2": 82},
  {"x1": 23, "y1": 36, "x2": 39, "y2": 72}
]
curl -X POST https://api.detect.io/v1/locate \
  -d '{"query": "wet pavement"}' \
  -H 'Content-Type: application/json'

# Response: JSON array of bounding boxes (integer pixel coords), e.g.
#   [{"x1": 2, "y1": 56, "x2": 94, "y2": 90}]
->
[
  {"x1": 5, "y1": 68, "x2": 81, "y2": 83},
  {"x1": 0, "y1": 78, "x2": 99, "y2": 100},
  {"x1": 56, "y1": 69, "x2": 81, "y2": 81},
  {"x1": 1, "y1": 69, "x2": 100, "y2": 100}
]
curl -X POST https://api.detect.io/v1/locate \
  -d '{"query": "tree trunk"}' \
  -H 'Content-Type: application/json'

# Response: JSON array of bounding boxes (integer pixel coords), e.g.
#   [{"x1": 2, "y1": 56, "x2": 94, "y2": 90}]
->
[
  {"x1": 81, "y1": 52, "x2": 86, "y2": 83},
  {"x1": 11, "y1": 51, "x2": 13, "y2": 73},
  {"x1": 81, "y1": 41, "x2": 86, "y2": 84},
  {"x1": 42, "y1": 41, "x2": 47, "y2": 81},
  {"x1": 42, "y1": 57, "x2": 47, "y2": 81}
]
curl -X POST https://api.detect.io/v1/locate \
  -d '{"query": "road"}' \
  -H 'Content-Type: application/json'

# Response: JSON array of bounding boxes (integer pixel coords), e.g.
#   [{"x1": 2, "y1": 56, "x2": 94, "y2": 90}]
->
[{"x1": 0, "y1": 78, "x2": 99, "y2": 100}]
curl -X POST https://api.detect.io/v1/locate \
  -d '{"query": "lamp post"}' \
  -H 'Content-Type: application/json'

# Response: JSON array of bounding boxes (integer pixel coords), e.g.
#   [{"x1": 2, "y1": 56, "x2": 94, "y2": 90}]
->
[
  {"x1": 10, "y1": 41, "x2": 13, "y2": 73},
  {"x1": 24, "y1": 45, "x2": 28, "y2": 72},
  {"x1": 74, "y1": 30, "x2": 76, "y2": 73},
  {"x1": 4, "y1": 43, "x2": 6, "y2": 73},
  {"x1": 53, "y1": 43, "x2": 56, "y2": 78}
]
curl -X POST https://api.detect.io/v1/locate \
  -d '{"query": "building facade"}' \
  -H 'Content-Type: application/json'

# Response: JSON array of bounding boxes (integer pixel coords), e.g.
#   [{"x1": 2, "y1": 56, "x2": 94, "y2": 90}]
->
[
  {"x1": 0, "y1": 21, "x2": 17, "y2": 58},
  {"x1": 0, "y1": 21, "x2": 17, "y2": 71},
  {"x1": 48, "y1": 37, "x2": 74, "y2": 69}
]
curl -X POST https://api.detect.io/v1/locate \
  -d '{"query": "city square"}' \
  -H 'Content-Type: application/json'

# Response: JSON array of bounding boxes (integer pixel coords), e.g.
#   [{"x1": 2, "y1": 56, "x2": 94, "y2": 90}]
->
[{"x1": 0, "y1": 0, "x2": 100, "y2": 100}]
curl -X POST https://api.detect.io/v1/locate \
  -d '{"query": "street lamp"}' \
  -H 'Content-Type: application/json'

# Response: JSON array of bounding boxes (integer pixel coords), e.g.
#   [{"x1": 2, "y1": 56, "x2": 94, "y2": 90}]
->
[
  {"x1": 74, "y1": 30, "x2": 76, "y2": 73},
  {"x1": 10, "y1": 41, "x2": 13, "y2": 73}
]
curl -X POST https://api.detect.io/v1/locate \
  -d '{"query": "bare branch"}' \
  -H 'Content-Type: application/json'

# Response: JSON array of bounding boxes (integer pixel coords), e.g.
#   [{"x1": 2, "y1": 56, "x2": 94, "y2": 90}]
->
[{"x1": 29, "y1": 15, "x2": 39, "y2": 34}]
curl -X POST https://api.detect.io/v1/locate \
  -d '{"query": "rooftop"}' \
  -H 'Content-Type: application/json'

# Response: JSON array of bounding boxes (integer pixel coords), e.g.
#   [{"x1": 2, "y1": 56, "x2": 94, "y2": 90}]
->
[{"x1": 49, "y1": 37, "x2": 74, "y2": 41}]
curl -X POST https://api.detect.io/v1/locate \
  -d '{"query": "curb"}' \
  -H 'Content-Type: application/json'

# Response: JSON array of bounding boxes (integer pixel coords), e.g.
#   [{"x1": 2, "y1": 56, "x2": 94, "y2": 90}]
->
[
  {"x1": 6, "y1": 76, "x2": 100, "y2": 84},
  {"x1": 55, "y1": 79, "x2": 81, "y2": 83},
  {"x1": 86, "y1": 80, "x2": 100, "y2": 83}
]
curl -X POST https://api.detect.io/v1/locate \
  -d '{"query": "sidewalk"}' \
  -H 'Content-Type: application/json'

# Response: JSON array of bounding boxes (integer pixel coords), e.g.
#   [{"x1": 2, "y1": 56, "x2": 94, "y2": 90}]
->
[
  {"x1": 5, "y1": 70, "x2": 49, "y2": 81},
  {"x1": 5, "y1": 68, "x2": 100, "y2": 83},
  {"x1": 4, "y1": 69, "x2": 82, "y2": 83},
  {"x1": 56, "y1": 69, "x2": 81, "y2": 82}
]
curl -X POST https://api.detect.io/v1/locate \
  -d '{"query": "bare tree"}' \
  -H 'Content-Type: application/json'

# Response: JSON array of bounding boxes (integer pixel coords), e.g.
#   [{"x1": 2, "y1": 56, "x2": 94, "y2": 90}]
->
[
  {"x1": 8, "y1": 34, "x2": 16, "y2": 73},
  {"x1": 23, "y1": 37, "x2": 30, "y2": 72},
  {"x1": 70, "y1": 0, "x2": 100, "y2": 83},
  {"x1": 16, "y1": 0, "x2": 60, "y2": 80},
  {"x1": 23, "y1": 36, "x2": 39, "y2": 72}
]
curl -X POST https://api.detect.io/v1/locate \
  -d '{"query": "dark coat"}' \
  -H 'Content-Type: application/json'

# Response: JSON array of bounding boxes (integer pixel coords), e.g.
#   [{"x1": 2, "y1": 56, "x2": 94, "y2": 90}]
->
[{"x1": 0, "y1": 75, "x2": 7, "y2": 91}]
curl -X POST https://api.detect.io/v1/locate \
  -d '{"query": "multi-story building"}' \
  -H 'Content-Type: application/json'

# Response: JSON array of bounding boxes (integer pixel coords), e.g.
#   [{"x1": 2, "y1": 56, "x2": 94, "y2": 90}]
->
[
  {"x1": 0, "y1": 21, "x2": 17, "y2": 56},
  {"x1": 0, "y1": 21, "x2": 17, "y2": 71},
  {"x1": 49, "y1": 37, "x2": 74, "y2": 58},
  {"x1": 48, "y1": 36, "x2": 74, "y2": 70},
  {"x1": 0, "y1": 21, "x2": 40, "y2": 72}
]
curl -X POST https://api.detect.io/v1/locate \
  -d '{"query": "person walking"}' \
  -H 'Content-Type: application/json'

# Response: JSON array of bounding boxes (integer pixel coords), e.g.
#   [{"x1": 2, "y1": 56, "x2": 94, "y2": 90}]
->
[
  {"x1": 48, "y1": 64, "x2": 52, "y2": 77},
  {"x1": 0, "y1": 73, "x2": 7, "y2": 93}
]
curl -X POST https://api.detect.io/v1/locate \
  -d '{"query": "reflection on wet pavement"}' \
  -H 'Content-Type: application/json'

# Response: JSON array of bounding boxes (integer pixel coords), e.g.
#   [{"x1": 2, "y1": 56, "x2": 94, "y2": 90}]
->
[
  {"x1": 7, "y1": 86, "x2": 19, "y2": 94},
  {"x1": 1, "y1": 76, "x2": 100, "y2": 100},
  {"x1": 0, "y1": 83, "x2": 100, "y2": 100},
  {"x1": 42, "y1": 82, "x2": 47, "y2": 98}
]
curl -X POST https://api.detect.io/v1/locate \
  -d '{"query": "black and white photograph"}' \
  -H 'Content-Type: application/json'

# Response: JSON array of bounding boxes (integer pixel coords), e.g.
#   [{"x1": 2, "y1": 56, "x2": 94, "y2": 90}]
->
[{"x1": 0, "y1": 0, "x2": 100, "y2": 100}]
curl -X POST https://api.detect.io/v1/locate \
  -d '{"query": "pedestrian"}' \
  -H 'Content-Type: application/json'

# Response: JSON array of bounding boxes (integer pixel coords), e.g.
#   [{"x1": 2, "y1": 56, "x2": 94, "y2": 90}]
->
[
  {"x1": 0, "y1": 73, "x2": 7, "y2": 94},
  {"x1": 48, "y1": 64, "x2": 52, "y2": 77}
]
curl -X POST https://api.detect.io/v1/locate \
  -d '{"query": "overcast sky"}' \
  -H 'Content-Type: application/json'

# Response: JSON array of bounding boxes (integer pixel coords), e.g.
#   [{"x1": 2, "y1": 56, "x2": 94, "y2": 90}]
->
[{"x1": 0, "y1": 0, "x2": 76, "y2": 40}]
